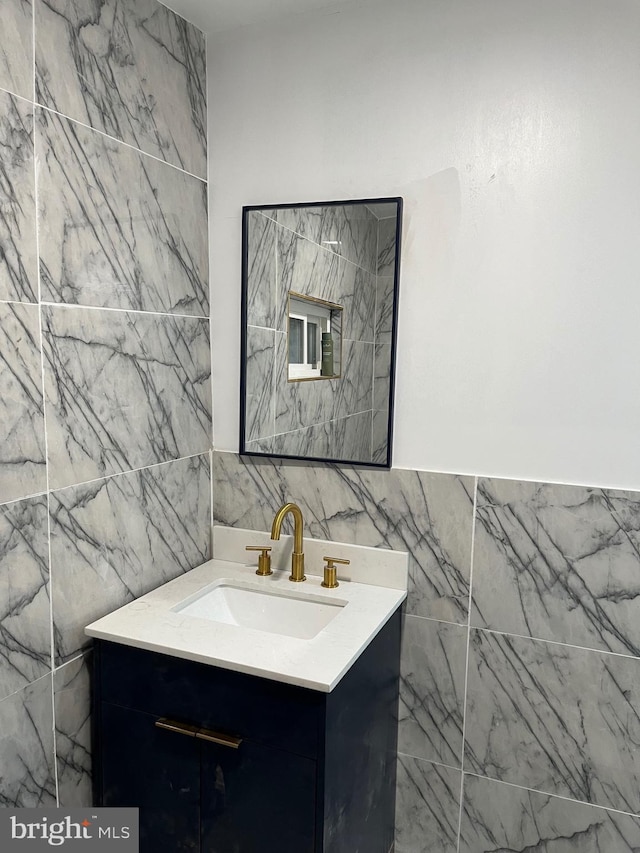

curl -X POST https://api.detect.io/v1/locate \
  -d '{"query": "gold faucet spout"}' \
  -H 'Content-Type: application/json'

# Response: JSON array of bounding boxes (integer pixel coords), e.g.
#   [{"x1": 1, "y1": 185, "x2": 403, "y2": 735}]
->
[{"x1": 271, "y1": 502, "x2": 306, "y2": 582}]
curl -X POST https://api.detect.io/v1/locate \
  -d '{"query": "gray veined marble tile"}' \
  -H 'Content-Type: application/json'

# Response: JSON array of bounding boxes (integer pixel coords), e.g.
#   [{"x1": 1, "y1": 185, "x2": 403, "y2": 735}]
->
[
  {"x1": 395, "y1": 755, "x2": 460, "y2": 853},
  {"x1": 472, "y1": 478, "x2": 640, "y2": 656},
  {"x1": 37, "y1": 108, "x2": 209, "y2": 315},
  {"x1": 246, "y1": 211, "x2": 277, "y2": 329},
  {"x1": 459, "y1": 775, "x2": 640, "y2": 853},
  {"x1": 245, "y1": 326, "x2": 275, "y2": 443},
  {"x1": 0, "y1": 674, "x2": 56, "y2": 807},
  {"x1": 0, "y1": 91, "x2": 37, "y2": 303},
  {"x1": 43, "y1": 305, "x2": 211, "y2": 490},
  {"x1": 0, "y1": 496, "x2": 50, "y2": 704},
  {"x1": 464, "y1": 628, "x2": 640, "y2": 815},
  {"x1": 0, "y1": 302, "x2": 46, "y2": 504},
  {"x1": 54, "y1": 653, "x2": 92, "y2": 807},
  {"x1": 50, "y1": 453, "x2": 211, "y2": 664},
  {"x1": 399, "y1": 616, "x2": 467, "y2": 767},
  {"x1": 35, "y1": 0, "x2": 207, "y2": 178},
  {"x1": 0, "y1": 0, "x2": 33, "y2": 101},
  {"x1": 213, "y1": 452, "x2": 474, "y2": 623}
]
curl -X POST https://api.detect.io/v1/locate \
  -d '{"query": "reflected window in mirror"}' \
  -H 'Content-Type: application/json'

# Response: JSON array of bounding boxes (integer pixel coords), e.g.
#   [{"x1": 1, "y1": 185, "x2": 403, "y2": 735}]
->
[
  {"x1": 288, "y1": 293, "x2": 342, "y2": 381},
  {"x1": 240, "y1": 197, "x2": 402, "y2": 468}
]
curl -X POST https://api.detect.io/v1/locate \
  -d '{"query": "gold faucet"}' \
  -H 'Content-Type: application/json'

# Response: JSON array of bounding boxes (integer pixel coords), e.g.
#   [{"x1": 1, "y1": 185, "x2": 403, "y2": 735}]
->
[{"x1": 270, "y1": 502, "x2": 306, "y2": 582}]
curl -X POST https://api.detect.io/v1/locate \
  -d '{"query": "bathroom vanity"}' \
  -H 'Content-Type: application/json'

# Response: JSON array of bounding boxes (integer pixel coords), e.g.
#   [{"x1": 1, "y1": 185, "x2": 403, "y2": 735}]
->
[{"x1": 87, "y1": 527, "x2": 407, "y2": 853}]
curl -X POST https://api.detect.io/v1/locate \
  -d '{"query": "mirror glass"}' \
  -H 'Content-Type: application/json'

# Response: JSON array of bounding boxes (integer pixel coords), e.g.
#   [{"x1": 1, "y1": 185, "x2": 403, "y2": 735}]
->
[{"x1": 240, "y1": 197, "x2": 402, "y2": 467}]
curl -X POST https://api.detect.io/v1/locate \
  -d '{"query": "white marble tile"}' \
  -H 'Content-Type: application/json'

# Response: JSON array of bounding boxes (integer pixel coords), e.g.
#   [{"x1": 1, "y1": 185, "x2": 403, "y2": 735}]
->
[
  {"x1": 43, "y1": 305, "x2": 211, "y2": 490},
  {"x1": 50, "y1": 453, "x2": 211, "y2": 664},
  {"x1": 460, "y1": 775, "x2": 640, "y2": 852},
  {"x1": 0, "y1": 302, "x2": 46, "y2": 503},
  {"x1": 464, "y1": 628, "x2": 640, "y2": 814},
  {"x1": 0, "y1": 91, "x2": 37, "y2": 303},
  {"x1": 395, "y1": 755, "x2": 460, "y2": 853},
  {"x1": 0, "y1": 0, "x2": 33, "y2": 101},
  {"x1": 0, "y1": 496, "x2": 50, "y2": 702},
  {"x1": 213, "y1": 452, "x2": 474, "y2": 623},
  {"x1": 399, "y1": 616, "x2": 467, "y2": 766},
  {"x1": 37, "y1": 108, "x2": 208, "y2": 315},
  {"x1": 35, "y1": 0, "x2": 207, "y2": 177},
  {"x1": 0, "y1": 674, "x2": 56, "y2": 806},
  {"x1": 54, "y1": 653, "x2": 92, "y2": 807},
  {"x1": 473, "y1": 478, "x2": 640, "y2": 655}
]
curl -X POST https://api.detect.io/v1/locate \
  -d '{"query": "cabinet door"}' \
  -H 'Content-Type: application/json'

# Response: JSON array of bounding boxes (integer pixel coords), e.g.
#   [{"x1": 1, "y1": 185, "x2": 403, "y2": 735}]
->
[
  {"x1": 100, "y1": 703, "x2": 200, "y2": 853},
  {"x1": 200, "y1": 738, "x2": 317, "y2": 853}
]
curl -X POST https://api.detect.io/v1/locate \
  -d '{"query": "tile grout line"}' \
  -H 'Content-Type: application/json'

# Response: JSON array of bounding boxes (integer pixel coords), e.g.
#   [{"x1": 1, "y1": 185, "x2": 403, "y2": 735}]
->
[
  {"x1": 32, "y1": 1, "x2": 60, "y2": 806},
  {"x1": 463, "y1": 771, "x2": 640, "y2": 820},
  {"x1": 474, "y1": 624, "x2": 640, "y2": 663},
  {"x1": 39, "y1": 301, "x2": 209, "y2": 322},
  {"x1": 396, "y1": 752, "x2": 462, "y2": 775},
  {"x1": 48, "y1": 451, "x2": 211, "y2": 497},
  {"x1": 456, "y1": 475, "x2": 478, "y2": 852},
  {"x1": 36, "y1": 103, "x2": 208, "y2": 184},
  {"x1": 0, "y1": 451, "x2": 212, "y2": 510},
  {"x1": 0, "y1": 670, "x2": 56, "y2": 707}
]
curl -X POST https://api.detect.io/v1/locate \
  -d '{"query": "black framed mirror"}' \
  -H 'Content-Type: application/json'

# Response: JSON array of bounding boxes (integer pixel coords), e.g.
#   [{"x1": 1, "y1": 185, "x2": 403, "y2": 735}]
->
[{"x1": 240, "y1": 197, "x2": 402, "y2": 467}]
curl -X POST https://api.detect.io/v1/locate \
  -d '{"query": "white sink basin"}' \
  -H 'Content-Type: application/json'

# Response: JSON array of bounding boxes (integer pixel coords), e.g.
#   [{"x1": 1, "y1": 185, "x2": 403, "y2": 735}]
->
[{"x1": 172, "y1": 580, "x2": 347, "y2": 640}]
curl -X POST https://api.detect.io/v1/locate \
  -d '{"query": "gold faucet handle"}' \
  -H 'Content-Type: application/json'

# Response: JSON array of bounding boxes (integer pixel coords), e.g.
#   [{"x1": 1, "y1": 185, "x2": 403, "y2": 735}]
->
[
  {"x1": 245, "y1": 545, "x2": 273, "y2": 576},
  {"x1": 321, "y1": 556, "x2": 350, "y2": 589}
]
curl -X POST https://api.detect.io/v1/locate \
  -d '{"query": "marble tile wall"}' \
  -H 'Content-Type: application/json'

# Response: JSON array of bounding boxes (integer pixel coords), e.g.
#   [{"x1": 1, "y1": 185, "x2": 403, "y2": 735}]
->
[
  {"x1": 0, "y1": 0, "x2": 210, "y2": 808},
  {"x1": 212, "y1": 452, "x2": 640, "y2": 851},
  {"x1": 244, "y1": 205, "x2": 395, "y2": 464}
]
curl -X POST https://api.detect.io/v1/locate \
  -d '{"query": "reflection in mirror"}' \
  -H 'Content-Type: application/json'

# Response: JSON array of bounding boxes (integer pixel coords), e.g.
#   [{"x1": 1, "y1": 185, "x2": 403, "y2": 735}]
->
[{"x1": 240, "y1": 198, "x2": 402, "y2": 467}]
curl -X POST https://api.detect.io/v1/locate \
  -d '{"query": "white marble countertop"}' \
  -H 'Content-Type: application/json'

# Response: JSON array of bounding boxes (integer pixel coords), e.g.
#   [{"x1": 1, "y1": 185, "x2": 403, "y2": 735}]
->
[{"x1": 85, "y1": 535, "x2": 407, "y2": 692}]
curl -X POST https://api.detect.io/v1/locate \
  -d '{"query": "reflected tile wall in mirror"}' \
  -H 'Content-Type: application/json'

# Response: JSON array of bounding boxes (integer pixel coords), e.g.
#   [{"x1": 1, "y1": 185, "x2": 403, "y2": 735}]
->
[{"x1": 241, "y1": 198, "x2": 401, "y2": 467}]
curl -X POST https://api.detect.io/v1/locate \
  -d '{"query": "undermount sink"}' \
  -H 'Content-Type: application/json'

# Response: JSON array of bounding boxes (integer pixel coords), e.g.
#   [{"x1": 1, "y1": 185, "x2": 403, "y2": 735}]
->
[{"x1": 172, "y1": 580, "x2": 348, "y2": 640}]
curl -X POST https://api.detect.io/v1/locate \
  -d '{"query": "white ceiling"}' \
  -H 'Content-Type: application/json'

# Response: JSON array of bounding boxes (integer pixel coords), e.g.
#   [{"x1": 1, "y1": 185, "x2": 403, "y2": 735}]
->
[{"x1": 163, "y1": 0, "x2": 364, "y2": 34}]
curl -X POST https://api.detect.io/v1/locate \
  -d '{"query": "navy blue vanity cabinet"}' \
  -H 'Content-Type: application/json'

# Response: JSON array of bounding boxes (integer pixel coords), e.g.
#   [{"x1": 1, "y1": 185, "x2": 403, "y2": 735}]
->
[{"x1": 92, "y1": 608, "x2": 401, "y2": 853}]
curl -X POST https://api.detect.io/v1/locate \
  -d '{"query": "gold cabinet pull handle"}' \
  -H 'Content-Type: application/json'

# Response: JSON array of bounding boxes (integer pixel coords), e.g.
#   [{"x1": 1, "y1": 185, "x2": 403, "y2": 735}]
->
[
  {"x1": 196, "y1": 729, "x2": 242, "y2": 749},
  {"x1": 155, "y1": 718, "x2": 242, "y2": 749}
]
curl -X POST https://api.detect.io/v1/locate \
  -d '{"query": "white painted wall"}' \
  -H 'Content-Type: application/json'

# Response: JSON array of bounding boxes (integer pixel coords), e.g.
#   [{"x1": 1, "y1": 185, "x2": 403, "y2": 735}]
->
[{"x1": 207, "y1": 0, "x2": 640, "y2": 489}]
